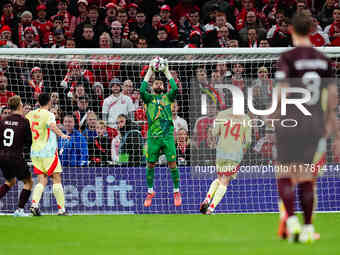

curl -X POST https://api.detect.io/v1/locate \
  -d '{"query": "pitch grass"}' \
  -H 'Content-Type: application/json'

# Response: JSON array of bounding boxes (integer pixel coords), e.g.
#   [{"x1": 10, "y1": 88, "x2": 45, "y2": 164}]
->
[{"x1": 1, "y1": 213, "x2": 340, "y2": 255}]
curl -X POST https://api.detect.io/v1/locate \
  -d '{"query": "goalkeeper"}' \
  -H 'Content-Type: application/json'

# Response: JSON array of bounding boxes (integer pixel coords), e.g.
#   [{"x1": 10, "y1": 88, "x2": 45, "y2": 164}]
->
[{"x1": 141, "y1": 58, "x2": 181, "y2": 207}]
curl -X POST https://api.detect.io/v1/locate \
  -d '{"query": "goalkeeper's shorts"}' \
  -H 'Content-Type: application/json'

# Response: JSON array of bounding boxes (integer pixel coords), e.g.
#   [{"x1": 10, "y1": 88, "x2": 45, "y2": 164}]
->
[
  {"x1": 32, "y1": 151, "x2": 62, "y2": 176},
  {"x1": 216, "y1": 159, "x2": 240, "y2": 177}
]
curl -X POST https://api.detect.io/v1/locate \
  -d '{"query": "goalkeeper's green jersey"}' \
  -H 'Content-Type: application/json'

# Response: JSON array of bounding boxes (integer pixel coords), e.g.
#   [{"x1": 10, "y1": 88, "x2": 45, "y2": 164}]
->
[{"x1": 140, "y1": 78, "x2": 177, "y2": 138}]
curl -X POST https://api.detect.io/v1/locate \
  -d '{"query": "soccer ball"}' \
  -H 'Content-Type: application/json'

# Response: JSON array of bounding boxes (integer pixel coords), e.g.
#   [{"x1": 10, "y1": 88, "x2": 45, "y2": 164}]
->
[{"x1": 151, "y1": 57, "x2": 167, "y2": 72}]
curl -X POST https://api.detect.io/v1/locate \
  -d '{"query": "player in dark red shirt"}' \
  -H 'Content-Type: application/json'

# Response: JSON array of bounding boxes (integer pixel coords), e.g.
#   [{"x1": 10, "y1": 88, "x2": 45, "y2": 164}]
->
[
  {"x1": 275, "y1": 14, "x2": 340, "y2": 243},
  {"x1": 0, "y1": 96, "x2": 33, "y2": 216}
]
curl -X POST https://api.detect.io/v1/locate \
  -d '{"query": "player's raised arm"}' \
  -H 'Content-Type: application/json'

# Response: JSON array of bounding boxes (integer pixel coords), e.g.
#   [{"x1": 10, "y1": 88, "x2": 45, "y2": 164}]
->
[
  {"x1": 162, "y1": 59, "x2": 178, "y2": 102},
  {"x1": 140, "y1": 61, "x2": 154, "y2": 104}
]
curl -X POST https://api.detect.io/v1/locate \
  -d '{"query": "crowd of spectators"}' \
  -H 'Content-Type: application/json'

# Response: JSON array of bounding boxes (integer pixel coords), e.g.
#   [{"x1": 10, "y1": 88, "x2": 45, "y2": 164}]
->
[
  {"x1": 0, "y1": 0, "x2": 339, "y2": 49},
  {"x1": 0, "y1": 0, "x2": 339, "y2": 167}
]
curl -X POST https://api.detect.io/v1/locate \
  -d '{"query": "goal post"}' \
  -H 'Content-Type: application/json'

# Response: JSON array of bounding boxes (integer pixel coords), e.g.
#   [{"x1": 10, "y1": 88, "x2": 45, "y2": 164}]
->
[{"x1": 0, "y1": 47, "x2": 339, "y2": 214}]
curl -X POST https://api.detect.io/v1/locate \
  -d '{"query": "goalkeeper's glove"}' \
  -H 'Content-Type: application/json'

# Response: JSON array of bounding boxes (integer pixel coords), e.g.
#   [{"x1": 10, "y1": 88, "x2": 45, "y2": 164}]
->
[{"x1": 162, "y1": 59, "x2": 173, "y2": 80}]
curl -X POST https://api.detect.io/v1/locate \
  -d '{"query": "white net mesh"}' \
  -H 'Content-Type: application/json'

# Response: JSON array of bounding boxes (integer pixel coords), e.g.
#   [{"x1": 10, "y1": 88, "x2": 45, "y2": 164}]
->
[{"x1": 0, "y1": 48, "x2": 340, "y2": 214}]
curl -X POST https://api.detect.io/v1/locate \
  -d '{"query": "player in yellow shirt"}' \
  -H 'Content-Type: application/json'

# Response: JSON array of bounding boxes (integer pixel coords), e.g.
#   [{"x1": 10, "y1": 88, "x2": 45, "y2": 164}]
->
[
  {"x1": 200, "y1": 107, "x2": 252, "y2": 214},
  {"x1": 26, "y1": 93, "x2": 70, "y2": 216}
]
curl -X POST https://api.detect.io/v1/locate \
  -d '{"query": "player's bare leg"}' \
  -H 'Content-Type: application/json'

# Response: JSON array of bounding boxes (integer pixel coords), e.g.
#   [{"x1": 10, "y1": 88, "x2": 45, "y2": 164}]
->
[
  {"x1": 205, "y1": 174, "x2": 231, "y2": 215},
  {"x1": 14, "y1": 177, "x2": 33, "y2": 217},
  {"x1": 277, "y1": 199, "x2": 288, "y2": 239},
  {"x1": 168, "y1": 161, "x2": 181, "y2": 206},
  {"x1": 31, "y1": 174, "x2": 48, "y2": 216},
  {"x1": 144, "y1": 162, "x2": 156, "y2": 207},
  {"x1": 52, "y1": 173, "x2": 67, "y2": 215},
  {"x1": 0, "y1": 178, "x2": 16, "y2": 199}
]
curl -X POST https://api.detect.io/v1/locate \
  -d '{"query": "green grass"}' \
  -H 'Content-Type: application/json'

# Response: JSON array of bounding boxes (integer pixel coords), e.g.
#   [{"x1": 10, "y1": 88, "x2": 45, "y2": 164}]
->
[{"x1": 1, "y1": 213, "x2": 340, "y2": 255}]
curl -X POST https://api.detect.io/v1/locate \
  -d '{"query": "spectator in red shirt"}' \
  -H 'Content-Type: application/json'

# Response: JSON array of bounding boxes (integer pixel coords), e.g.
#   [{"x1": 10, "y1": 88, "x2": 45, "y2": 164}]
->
[
  {"x1": 18, "y1": 11, "x2": 40, "y2": 48},
  {"x1": 310, "y1": 17, "x2": 330, "y2": 47},
  {"x1": 104, "y1": 3, "x2": 117, "y2": 28},
  {"x1": 91, "y1": 32, "x2": 121, "y2": 87},
  {"x1": 266, "y1": 10, "x2": 286, "y2": 40},
  {"x1": 270, "y1": 18, "x2": 292, "y2": 47},
  {"x1": 26, "y1": 67, "x2": 49, "y2": 104},
  {"x1": 172, "y1": 1, "x2": 196, "y2": 22},
  {"x1": 324, "y1": 7, "x2": 340, "y2": 46},
  {"x1": 185, "y1": 30, "x2": 202, "y2": 48},
  {"x1": 236, "y1": 0, "x2": 257, "y2": 31},
  {"x1": 0, "y1": 74, "x2": 15, "y2": 108},
  {"x1": 33, "y1": 5, "x2": 53, "y2": 48},
  {"x1": 1, "y1": 1, "x2": 15, "y2": 27},
  {"x1": 159, "y1": 4, "x2": 179, "y2": 41},
  {"x1": 51, "y1": 0, "x2": 76, "y2": 38},
  {"x1": 0, "y1": 25, "x2": 17, "y2": 48},
  {"x1": 127, "y1": 3, "x2": 138, "y2": 23},
  {"x1": 188, "y1": 7, "x2": 204, "y2": 35},
  {"x1": 75, "y1": 0, "x2": 89, "y2": 27},
  {"x1": 21, "y1": 26, "x2": 40, "y2": 48}
]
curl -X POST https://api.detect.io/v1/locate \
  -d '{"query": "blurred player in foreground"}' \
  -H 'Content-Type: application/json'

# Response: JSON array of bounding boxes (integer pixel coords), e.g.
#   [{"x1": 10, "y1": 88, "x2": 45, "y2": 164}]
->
[
  {"x1": 26, "y1": 93, "x2": 70, "y2": 216},
  {"x1": 275, "y1": 14, "x2": 340, "y2": 243},
  {"x1": 200, "y1": 107, "x2": 251, "y2": 214},
  {"x1": 140, "y1": 58, "x2": 181, "y2": 207},
  {"x1": 0, "y1": 96, "x2": 33, "y2": 216}
]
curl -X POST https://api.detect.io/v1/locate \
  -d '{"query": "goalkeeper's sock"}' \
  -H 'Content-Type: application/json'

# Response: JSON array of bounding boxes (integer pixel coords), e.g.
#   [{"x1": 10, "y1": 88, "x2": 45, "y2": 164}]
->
[
  {"x1": 298, "y1": 181, "x2": 314, "y2": 225},
  {"x1": 18, "y1": 189, "x2": 31, "y2": 209},
  {"x1": 209, "y1": 184, "x2": 227, "y2": 211},
  {"x1": 206, "y1": 179, "x2": 220, "y2": 203},
  {"x1": 277, "y1": 178, "x2": 295, "y2": 217},
  {"x1": 32, "y1": 183, "x2": 44, "y2": 207},
  {"x1": 170, "y1": 167, "x2": 180, "y2": 192},
  {"x1": 146, "y1": 167, "x2": 155, "y2": 193},
  {"x1": 53, "y1": 183, "x2": 65, "y2": 210},
  {"x1": 0, "y1": 184, "x2": 10, "y2": 199}
]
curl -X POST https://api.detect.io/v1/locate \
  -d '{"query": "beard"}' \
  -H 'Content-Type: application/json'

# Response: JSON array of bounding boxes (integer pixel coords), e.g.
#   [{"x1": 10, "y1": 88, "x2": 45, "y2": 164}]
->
[{"x1": 154, "y1": 88, "x2": 163, "y2": 94}]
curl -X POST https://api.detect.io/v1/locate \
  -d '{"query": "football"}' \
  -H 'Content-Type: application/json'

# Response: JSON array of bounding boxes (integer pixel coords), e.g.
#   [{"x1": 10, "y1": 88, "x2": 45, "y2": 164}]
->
[{"x1": 151, "y1": 56, "x2": 167, "y2": 72}]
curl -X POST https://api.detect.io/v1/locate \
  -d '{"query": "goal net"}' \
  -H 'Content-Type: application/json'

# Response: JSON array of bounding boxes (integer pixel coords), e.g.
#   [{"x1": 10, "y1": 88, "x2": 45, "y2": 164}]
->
[{"x1": 0, "y1": 48, "x2": 339, "y2": 214}]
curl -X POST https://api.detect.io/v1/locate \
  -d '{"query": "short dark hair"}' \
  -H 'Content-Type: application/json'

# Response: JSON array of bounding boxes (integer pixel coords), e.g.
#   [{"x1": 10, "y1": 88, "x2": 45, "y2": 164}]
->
[
  {"x1": 291, "y1": 14, "x2": 312, "y2": 36},
  {"x1": 83, "y1": 24, "x2": 93, "y2": 31},
  {"x1": 8, "y1": 96, "x2": 21, "y2": 111},
  {"x1": 38, "y1": 93, "x2": 50, "y2": 107}
]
